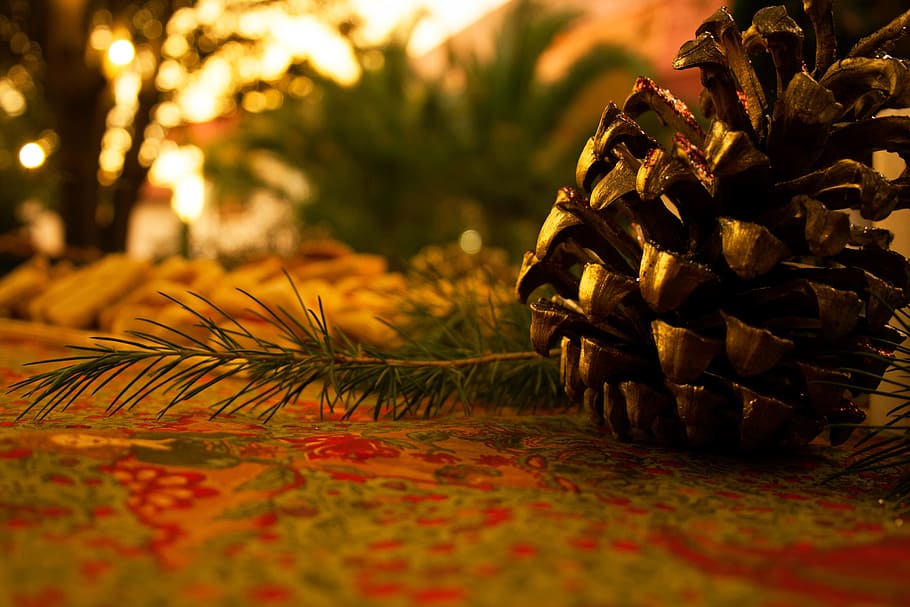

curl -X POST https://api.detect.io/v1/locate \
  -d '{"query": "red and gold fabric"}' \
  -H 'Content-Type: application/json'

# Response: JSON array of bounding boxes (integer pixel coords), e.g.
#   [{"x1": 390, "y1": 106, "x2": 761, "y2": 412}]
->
[{"x1": 1, "y1": 326, "x2": 907, "y2": 606}]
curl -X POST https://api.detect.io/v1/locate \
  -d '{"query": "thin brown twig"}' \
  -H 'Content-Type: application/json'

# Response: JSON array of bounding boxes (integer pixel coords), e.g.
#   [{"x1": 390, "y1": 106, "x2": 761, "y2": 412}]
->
[{"x1": 329, "y1": 348, "x2": 561, "y2": 368}]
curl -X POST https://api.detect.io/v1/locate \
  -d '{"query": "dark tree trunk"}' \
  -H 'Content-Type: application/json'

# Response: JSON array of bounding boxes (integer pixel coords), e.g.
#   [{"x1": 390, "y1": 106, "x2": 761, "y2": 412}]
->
[
  {"x1": 52, "y1": 87, "x2": 109, "y2": 254},
  {"x1": 41, "y1": 0, "x2": 108, "y2": 256}
]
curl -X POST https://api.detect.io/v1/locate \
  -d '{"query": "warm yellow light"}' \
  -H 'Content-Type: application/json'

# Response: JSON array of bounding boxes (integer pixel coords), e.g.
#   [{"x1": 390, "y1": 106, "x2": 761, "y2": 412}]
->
[
  {"x1": 287, "y1": 18, "x2": 360, "y2": 85},
  {"x1": 288, "y1": 76, "x2": 313, "y2": 97},
  {"x1": 108, "y1": 39, "x2": 136, "y2": 66},
  {"x1": 459, "y1": 229, "x2": 483, "y2": 255},
  {"x1": 37, "y1": 130, "x2": 60, "y2": 153},
  {"x1": 89, "y1": 25, "x2": 113, "y2": 51},
  {"x1": 167, "y1": 7, "x2": 197, "y2": 35},
  {"x1": 273, "y1": 17, "x2": 316, "y2": 56},
  {"x1": 144, "y1": 123, "x2": 166, "y2": 141},
  {"x1": 114, "y1": 71, "x2": 141, "y2": 105},
  {"x1": 138, "y1": 139, "x2": 161, "y2": 167},
  {"x1": 196, "y1": 0, "x2": 224, "y2": 26},
  {"x1": 263, "y1": 88, "x2": 283, "y2": 110},
  {"x1": 177, "y1": 83, "x2": 221, "y2": 123},
  {"x1": 171, "y1": 174, "x2": 206, "y2": 223},
  {"x1": 351, "y1": 0, "x2": 511, "y2": 54},
  {"x1": 309, "y1": 43, "x2": 360, "y2": 86},
  {"x1": 7, "y1": 65, "x2": 30, "y2": 89},
  {"x1": 200, "y1": 56, "x2": 233, "y2": 89},
  {"x1": 107, "y1": 105, "x2": 138, "y2": 129},
  {"x1": 149, "y1": 144, "x2": 203, "y2": 187},
  {"x1": 260, "y1": 45, "x2": 292, "y2": 82},
  {"x1": 97, "y1": 169, "x2": 118, "y2": 186},
  {"x1": 145, "y1": 0, "x2": 508, "y2": 127},
  {"x1": 241, "y1": 90, "x2": 267, "y2": 113},
  {"x1": 102, "y1": 127, "x2": 132, "y2": 152},
  {"x1": 134, "y1": 45, "x2": 159, "y2": 79},
  {"x1": 238, "y1": 9, "x2": 270, "y2": 38},
  {"x1": 162, "y1": 34, "x2": 189, "y2": 58},
  {"x1": 98, "y1": 147, "x2": 124, "y2": 173},
  {"x1": 154, "y1": 101, "x2": 183, "y2": 128},
  {"x1": 156, "y1": 59, "x2": 186, "y2": 90},
  {"x1": 18, "y1": 142, "x2": 46, "y2": 169},
  {"x1": 0, "y1": 81, "x2": 26, "y2": 116},
  {"x1": 211, "y1": 13, "x2": 236, "y2": 40},
  {"x1": 237, "y1": 55, "x2": 260, "y2": 84}
]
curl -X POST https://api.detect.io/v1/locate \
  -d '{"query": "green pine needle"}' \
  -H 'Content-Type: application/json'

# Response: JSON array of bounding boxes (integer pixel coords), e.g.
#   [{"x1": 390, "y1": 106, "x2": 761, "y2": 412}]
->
[
  {"x1": 832, "y1": 305, "x2": 910, "y2": 511},
  {"x1": 9, "y1": 271, "x2": 566, "y2": 422}
]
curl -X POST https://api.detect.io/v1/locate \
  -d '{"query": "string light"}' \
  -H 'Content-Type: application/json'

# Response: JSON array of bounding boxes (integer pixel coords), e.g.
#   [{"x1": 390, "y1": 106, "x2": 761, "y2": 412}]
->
[
  {"x1": 155, "y1": 59, "x2": 186, "y2": 90},
  {"x1": 172, "y1": 173, "x2": 206, "y2": 223},
  {"x1": 107, "y1": 39, "x2": 136, "y2": 66},
  {"x1": 148, "y1": 143, "x2": 203, "y2": 188},
  {"x1": 89, "y1": 25, "x2": 113, "y2": 51},
  {"x1": 0, "y1": 79, "x2": 26, "y2": 116},
  {"x1": 18, "y1": 142, "x2": 46, "y2": 169}
]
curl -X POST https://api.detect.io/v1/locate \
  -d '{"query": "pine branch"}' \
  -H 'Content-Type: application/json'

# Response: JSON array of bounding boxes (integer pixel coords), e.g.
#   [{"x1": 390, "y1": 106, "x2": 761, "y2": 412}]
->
[
  {"x1": 830, "y1": 304, "x2": 910, "y2": 511},
  {"x1": 9, "y1": 272, "x2": 566, "y2": 422}
]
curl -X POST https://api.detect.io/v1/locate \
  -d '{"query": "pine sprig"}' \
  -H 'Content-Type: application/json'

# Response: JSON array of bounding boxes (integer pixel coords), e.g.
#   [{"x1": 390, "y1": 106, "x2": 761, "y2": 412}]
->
[
  {"x1": 832, "y1": 304, "x2": 910, "y2": 510},
  {"x1": 9, "y1": 272, "x2": 565, "y2": 422}
]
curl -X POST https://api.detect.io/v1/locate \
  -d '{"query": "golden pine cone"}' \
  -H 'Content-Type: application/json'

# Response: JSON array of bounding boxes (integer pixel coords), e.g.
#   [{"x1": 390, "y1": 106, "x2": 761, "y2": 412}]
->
[{"x1": 516, "y1": 3, "x2": 910, "y2": 451}]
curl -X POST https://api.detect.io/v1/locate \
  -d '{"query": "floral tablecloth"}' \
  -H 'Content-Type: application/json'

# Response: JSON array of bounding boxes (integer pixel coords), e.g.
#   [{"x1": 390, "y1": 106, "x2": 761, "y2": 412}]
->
[{"x1": 1, "y1": 325, "x2": 908, "y2": 607}]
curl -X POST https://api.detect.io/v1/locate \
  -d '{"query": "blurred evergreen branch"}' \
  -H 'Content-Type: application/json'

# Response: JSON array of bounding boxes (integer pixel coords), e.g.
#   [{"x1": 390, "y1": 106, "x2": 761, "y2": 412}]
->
[{"x1": 203, "y1": 0, "x2": 651, "y2": 263}]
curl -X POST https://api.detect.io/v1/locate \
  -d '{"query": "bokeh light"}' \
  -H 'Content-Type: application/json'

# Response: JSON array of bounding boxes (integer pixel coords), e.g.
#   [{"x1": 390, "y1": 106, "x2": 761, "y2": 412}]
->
[
  {"x1": 89, "y1": 25, "x2": 113, "y2": 51},
  {"x1": 149, "y1": 143, "x2": 203, "y2": 188},
  {"x1": 172, "y1": 173, "x2": 206, "y2": 223},
  {"x1": 351, "y1": 0, "x2": 511, "y2": 54},
  {"x1": 18, "y1": 142, "x2": 46, "y2": 169},
  {"x1": 107, "y1": 39, "x2": 136, "y2": 66},
  {"x1": 459, "y1": 229, "x2": 483, "y2": 255},
  {"x1": 0, "y1": 80, "x2": 26, "y2": 116}
]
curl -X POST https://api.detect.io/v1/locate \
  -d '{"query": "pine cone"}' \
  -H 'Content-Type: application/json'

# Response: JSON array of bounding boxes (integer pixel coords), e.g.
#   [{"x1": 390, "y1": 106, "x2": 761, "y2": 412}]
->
[{"x1": 516, "y1": 3, "x2": 910, "y2": 451}]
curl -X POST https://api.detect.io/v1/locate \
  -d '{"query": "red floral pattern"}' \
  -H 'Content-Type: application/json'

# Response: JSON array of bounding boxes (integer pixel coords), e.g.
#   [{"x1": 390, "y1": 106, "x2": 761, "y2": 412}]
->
[
  {"x1": 286, "y1": 434, "x2": 401, "y2": 461},
  {"x1": 1, "y1": 333, "x2": 909, "y2": 606},
  {"x1": 108, "y1": 460, "x2": 219, "y2": 517}
]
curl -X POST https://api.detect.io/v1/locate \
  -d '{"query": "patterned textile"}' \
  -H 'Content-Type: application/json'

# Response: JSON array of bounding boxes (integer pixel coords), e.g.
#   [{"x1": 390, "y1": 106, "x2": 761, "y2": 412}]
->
[{"x1": 0, "y1": 326, "x2": 908, "y2": 607}]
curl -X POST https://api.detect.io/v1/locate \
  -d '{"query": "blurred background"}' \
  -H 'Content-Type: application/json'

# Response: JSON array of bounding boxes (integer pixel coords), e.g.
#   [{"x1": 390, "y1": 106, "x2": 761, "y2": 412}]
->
[{"x1": 0, "y1": 0, "x2": 906, "y2": 270}]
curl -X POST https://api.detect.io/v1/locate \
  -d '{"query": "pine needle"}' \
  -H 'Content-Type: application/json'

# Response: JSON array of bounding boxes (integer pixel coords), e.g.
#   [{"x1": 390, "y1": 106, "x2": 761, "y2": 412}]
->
[
  {"x1": 9, "y1": 271, "x2": 566, "y2": 421},
  {"x1": 830, "y1": 304, "x2": 910, "y2": 512}
]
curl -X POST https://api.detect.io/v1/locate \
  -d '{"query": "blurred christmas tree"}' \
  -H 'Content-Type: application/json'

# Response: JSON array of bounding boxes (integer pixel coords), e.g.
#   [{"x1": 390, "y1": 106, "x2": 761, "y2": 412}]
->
[
  {"x1": 0, "y1": 4, "x2": 54, "y2": 237},
  {"x1": 0, "y1": 0, "x2": 180, "y2": 256},
  {"x1": 203, "y1": 0, "x2": 651, "y2": 263},
  {"x1": 0, "y1": 0, "x2": 358, "y2": 258}
]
